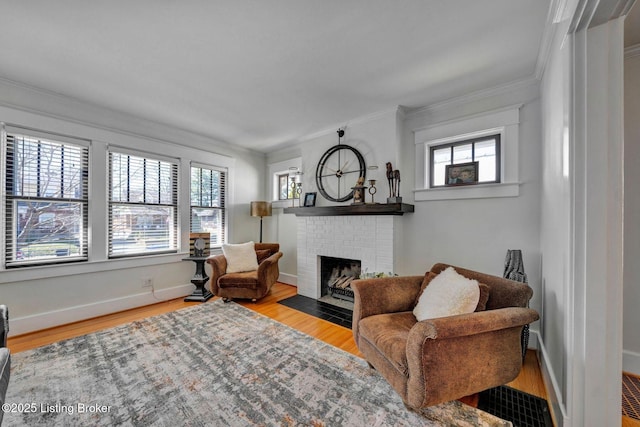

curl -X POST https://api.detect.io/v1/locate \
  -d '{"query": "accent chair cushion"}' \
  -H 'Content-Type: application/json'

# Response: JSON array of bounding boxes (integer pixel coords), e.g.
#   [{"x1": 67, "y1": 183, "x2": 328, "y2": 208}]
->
[
  {"x1": 222, "y1": 241, "x2": 259, "y2": 273},
  {"x1": 218, "y1": 271, "x2": 259, "y2": 289},
  {"x1": 412, "y1": 266, "x2": 480, "y2": 321}
]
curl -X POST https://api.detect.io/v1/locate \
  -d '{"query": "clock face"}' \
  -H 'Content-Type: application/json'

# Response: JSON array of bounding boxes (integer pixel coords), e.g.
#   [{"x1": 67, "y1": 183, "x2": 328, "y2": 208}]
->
[{"x1": 315, "y1": 144, "x2": 366, "y2": 202}]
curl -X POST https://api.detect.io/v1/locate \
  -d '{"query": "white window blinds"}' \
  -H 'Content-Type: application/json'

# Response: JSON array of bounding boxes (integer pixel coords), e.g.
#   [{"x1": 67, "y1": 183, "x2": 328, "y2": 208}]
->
[
  {"x1": 108, "y1": 150, "x2": 178, "y2": 258},
  {"x1": 3, "y1": 124, "x2": 89, "y2": 267}
]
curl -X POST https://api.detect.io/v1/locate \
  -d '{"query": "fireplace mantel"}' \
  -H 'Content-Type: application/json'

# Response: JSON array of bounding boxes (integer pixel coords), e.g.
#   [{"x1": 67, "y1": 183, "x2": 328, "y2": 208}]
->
[{"x1": 283, "y1": 203, "x2": 414, "y2": 216}]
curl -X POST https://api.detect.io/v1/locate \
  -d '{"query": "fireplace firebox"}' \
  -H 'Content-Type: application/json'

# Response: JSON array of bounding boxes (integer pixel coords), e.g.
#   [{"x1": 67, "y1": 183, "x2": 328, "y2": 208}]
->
[{"x1": 320, "y1": 256, "x2": 361, "y2": 302}]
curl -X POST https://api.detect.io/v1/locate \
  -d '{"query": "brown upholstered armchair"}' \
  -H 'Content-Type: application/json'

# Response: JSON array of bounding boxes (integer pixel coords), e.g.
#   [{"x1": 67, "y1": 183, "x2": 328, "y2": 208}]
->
[
  {"x1": 351, "y1": 263, "x2": 539, "y2": 409},
  {"x1": 207, "y1": 243, "x2": 282, "y2": 302}
]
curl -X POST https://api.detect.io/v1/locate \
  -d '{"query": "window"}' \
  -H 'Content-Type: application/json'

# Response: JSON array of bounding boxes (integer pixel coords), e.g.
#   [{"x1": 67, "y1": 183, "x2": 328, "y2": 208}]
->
[
  {"x1": 108, "y1": 150, "x2": 178, "y2": 258},
  {"x1": 190, "y1": 164, "x2": 226, "y2": 247},
  {"x1": 414, "y1": 105, "x2": 520, "y2": 201},
  {"x1": 430, "y1": 134, "x2": 500, "y2": 187},
  {"x1": 277, "y1": 173, "x2": 296, "y2": 200},
  {"x1": 3, "y1": 125, "x2": 89, "y2": 267}
]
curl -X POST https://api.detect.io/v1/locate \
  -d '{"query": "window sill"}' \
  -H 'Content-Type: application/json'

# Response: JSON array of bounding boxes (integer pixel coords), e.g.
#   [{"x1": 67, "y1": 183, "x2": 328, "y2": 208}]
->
[
  {"x1": 413, "y1": 182, "x2": 520, "y2": 201},
  {"x1": 0, "y1": 252, "x2": 190, "y2": 285}
]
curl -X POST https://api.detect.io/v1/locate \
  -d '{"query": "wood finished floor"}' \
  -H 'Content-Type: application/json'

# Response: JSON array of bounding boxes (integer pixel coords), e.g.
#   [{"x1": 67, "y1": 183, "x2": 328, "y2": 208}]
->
[{"x1": 8, "y1": 283, "x2": 550, "y2": 417}]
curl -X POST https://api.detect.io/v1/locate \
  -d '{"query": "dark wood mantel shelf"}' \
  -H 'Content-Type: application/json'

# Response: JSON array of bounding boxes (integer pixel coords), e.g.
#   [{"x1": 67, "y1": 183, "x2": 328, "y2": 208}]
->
[{"x1": 283, "y1": 203, "x2": 414, "y2": 216}]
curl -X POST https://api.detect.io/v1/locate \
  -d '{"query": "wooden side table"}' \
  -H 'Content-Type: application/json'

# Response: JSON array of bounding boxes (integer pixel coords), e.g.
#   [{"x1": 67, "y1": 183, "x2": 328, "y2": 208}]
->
[{"x1": 182, "y1": 256, "x2": 214, "y2": 302}]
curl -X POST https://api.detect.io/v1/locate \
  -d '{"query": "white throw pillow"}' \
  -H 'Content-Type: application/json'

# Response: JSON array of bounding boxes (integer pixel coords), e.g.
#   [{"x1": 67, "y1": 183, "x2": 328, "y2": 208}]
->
[
  {"x1": 222, "y1": 241, "x2": 259, "y2": 273},
  {"x1": 413, "y1": 267, "x2": 480, "y2": 321}
]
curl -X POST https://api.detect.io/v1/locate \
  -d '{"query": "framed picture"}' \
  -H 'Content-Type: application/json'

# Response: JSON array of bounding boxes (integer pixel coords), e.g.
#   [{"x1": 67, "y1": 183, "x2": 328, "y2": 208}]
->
[
  {"x1": 445, "y1": 162, "x2": 479, "y2": 186},
  {"x1": 303, "y1": 192, "x2": 317, "y2": 207}
]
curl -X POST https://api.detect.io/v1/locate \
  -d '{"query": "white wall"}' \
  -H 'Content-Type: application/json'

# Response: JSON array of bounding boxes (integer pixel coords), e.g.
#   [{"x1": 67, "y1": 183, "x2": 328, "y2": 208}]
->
[
  {"x1": 402, "y1": 81, "x2": 542, "y2": 316},
  {"x1": 539, "y1": 15, "x2": 572, "y2": 423},
  {"x1": 0, "y1": 80, "x2": 265, "y2": 335},
  {"x1": 624, "y1": 49, "x2": 640, "y2": 374},
  {"x1": 267, "y1": 85, "x2": 543, "y2": 326},
  {"x1": 266, "y1": 109, "x2": 403, "y2": 283}
]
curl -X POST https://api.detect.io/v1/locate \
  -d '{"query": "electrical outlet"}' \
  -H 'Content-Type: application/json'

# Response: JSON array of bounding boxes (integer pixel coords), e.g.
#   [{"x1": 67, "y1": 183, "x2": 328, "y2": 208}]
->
[{"x1": 142, "y1": 277, "x2": 153, "y2": 288}]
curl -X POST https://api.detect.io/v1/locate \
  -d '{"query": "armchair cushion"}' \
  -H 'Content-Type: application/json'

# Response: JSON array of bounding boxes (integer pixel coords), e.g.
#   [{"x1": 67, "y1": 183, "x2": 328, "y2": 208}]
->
[
  {"x1": 218, "y1": 270, "x2": 259, "y2": 290},
  {"x1": 413, "y1": 266, "x2": 480, "y2": 321},
  {"x1": 222, "y1": 241, "x2": 259, "y2": 273}
]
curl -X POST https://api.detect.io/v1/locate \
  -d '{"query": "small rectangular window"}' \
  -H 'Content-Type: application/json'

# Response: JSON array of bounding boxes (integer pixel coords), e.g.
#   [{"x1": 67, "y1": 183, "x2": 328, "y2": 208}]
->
[
  {"x1": 190, "y1": 165, "x2": 226, "y2": 247},
  {"x1": 278, "y1": 173, "x2": 290, "y2": 200},
  {"x1": 3, "y1": 125, "x2": 89, "y2": 267},
  {"x1": 108, "y1": 151, "x2": 178, "y2": 258},
  {"x1": 429, "y1": 134, "x2": 500, "y2": 187}
]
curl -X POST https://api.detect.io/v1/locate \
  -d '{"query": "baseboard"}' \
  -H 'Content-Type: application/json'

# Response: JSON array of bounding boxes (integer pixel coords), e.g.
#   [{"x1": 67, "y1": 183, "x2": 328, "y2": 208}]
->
[
  {"x1": 534, "y1": 330, "x2": 569, "y2": 427},
  {"x1": 9, "y1": 284, "x2": 193, "y2": 336},
  {"x1": 278, "y1": 272, "x2": 297, "y2": 286},
  {"x1": 623, "y1": 349, "x2": 640, "y2": 376}
]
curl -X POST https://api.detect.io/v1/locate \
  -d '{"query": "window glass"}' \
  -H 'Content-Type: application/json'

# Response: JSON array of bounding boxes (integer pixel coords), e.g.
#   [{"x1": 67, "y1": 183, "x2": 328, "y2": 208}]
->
[
  {"x1": 190, "y1": 165, "x2": 226, "y2": 247},
  {"x1": 109, "y1": 152, "x2": 178, "y2": 257},
  {"x1": 4, "y1": 129, "x2": 89, "y2": 266},
  {"x1": 429, "y1": 134, "x2": 500, "y2": 187}
]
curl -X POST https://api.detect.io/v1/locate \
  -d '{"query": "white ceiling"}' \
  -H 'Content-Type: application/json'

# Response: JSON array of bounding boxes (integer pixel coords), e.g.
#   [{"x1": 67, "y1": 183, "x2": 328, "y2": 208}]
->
[{"x1": 3, "y1": 1, "x2": 553, "y2": 152}]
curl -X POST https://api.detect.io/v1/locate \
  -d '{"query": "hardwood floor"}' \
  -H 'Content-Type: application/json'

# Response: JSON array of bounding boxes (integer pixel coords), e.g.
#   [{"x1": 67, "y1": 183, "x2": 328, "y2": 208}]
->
[{"x1": 8, "y1": 282, "x2": 549, "y2": 413}]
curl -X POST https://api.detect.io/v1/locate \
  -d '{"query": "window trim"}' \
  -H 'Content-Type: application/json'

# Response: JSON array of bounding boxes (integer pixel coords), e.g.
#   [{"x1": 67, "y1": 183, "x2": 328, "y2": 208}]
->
[
  {"x1": 2, "y1": 123, "x2": 90, "y2": 268},
  {"x1": 269, "y1": 157, "x2": 302, "y2": 208},
  {"x1": 189, "y1": 163, "x2": 227, "y2": 248},
  {"x1": 429, "y1": 132, "x2": 502, "y2": 188},
  {"x1": 107, "y1": 149, "x2": 179, "y2": 259},
  {"x1": 414, "y1": 105, "x2": 521, "y2": 201}
]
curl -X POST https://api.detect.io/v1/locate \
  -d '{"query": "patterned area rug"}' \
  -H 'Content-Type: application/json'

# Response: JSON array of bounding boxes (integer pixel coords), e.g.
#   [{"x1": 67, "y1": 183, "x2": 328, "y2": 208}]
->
[{"x1": 4, "y1": 300, "x2": 511, "y2": 426}]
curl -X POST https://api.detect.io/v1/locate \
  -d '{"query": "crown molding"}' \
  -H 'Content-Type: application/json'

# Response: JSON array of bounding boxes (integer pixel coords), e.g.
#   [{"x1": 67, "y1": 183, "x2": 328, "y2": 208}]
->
[
  {"x1": 404, "y1": 77, "x2": 538, "y2": 119},
  {"x1": 0, "y1": 76, "x2": 260, "y2": 158}
]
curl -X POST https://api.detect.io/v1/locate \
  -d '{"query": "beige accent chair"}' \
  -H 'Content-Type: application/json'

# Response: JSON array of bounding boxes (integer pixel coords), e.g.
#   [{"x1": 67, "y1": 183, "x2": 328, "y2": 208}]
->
[
  {"x1": 207, "y1": 243, "x2": 282, "y2": 302},
  {"x1": 351, "y1": 263, "x2": 539, "y2": 409}
]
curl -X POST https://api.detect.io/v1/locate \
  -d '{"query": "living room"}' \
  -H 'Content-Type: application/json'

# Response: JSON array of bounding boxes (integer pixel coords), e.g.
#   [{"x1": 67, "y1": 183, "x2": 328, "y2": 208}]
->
[{"x1": 0, "y1": 1, "x2": 638, "y2": 426}]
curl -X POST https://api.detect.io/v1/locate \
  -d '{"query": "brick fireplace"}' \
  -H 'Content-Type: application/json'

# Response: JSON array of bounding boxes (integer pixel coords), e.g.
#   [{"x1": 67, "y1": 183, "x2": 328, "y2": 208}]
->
[{"x1": 295, "y1": 215, "x2": 401, "y2": 299}]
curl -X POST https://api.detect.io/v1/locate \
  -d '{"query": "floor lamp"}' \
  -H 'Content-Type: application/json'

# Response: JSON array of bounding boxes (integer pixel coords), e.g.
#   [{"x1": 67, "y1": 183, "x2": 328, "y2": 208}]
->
[{"x1": 250, "y1": 201, "x2": 272, "y2": 243}]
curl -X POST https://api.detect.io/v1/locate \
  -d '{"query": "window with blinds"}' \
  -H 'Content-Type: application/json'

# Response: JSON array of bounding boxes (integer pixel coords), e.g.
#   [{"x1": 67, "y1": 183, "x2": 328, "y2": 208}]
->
[
  {"x1": 3, "y1": 125, "x2": 89, "y2": 267},
  {"x1": 190, "y1": 164, "x2": 226, "y2": 247},
  {"x1": 108, "y1": 150, "x2": 178, "y2": 257}
]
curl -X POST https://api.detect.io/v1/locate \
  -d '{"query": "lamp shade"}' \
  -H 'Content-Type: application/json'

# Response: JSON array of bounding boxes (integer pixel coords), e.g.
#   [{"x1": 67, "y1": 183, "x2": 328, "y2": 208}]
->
[{"x1": 250, "y1": 201, "x2": 272, "y2": 217}]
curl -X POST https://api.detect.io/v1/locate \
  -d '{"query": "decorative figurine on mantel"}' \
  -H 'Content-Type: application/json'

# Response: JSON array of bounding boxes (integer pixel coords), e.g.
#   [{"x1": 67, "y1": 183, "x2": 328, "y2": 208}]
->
[
  {"x1": 351, "y1": 176, "x2": 367, "y2": 205},
  {"x1": 386, "y1": 162, "x2": 402, "y2": 203}
]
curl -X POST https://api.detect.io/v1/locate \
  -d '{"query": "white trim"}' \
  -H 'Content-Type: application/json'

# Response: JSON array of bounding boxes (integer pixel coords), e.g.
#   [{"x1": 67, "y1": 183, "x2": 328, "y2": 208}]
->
[
  {"x1": 414, "y1": 182, "x2": 520, "y2": 201},
  {"x1": 535, "y1": 330, "x2": 569, "y2": 427},
  {"x1": 405, "y1": 79, "x2": 535, "y2": 119},
  {"x1": 278, "y1": 272, "x2": 297, "y2": 286},
  {"x1": 413, "y1": 105, "x2": 521, "y2": 201},
  {"x1": 0, "y1": 252, "x2": 189, "y2": 284},
  {"x1": 268, "y1": 157, "x2": 302, "y2": 203},
  {"x1": 7, "y1": 283, "x2": 193, "y2": 336}
]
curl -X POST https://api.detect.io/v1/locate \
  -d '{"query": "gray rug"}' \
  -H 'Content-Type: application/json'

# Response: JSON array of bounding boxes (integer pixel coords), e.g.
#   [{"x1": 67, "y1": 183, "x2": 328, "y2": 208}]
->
[{"x1": 4, "y1": 300, "x2": 511, "y2": 426}]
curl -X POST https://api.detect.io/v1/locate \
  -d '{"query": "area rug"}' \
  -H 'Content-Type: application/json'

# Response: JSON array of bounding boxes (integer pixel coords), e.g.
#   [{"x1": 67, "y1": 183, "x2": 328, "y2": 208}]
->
[{"x1": 4, "y1": 300, "x2": 511, "y2": 426}]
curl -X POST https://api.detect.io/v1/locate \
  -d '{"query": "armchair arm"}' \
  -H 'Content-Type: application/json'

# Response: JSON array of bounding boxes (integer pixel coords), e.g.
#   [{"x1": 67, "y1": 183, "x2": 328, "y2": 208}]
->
[
  {"x1": 257, "y1": 251, "x2": 283, "y2": 289},
  {"x1": 206, "y1": 255, "x2": 227, "y2": 295},
  {"x1": 404, "y1": 307, "x2": 539, "y2": 407},
  {"x1": 351, "y1": 275, "x2": 423, "y2": 343}
]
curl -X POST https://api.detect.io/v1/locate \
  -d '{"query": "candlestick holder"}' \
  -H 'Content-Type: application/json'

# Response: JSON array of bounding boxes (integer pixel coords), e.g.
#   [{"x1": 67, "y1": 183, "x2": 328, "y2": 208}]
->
[{"x1": 368, "y1": 179, "x2": 377, "y2": 204}]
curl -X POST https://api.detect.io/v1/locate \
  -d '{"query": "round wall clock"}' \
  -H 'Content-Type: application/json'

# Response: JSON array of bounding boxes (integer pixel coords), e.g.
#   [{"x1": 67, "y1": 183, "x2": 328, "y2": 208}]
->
[{"x1": 315, "y1": 130, "x2": 366, "y2": 202}]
